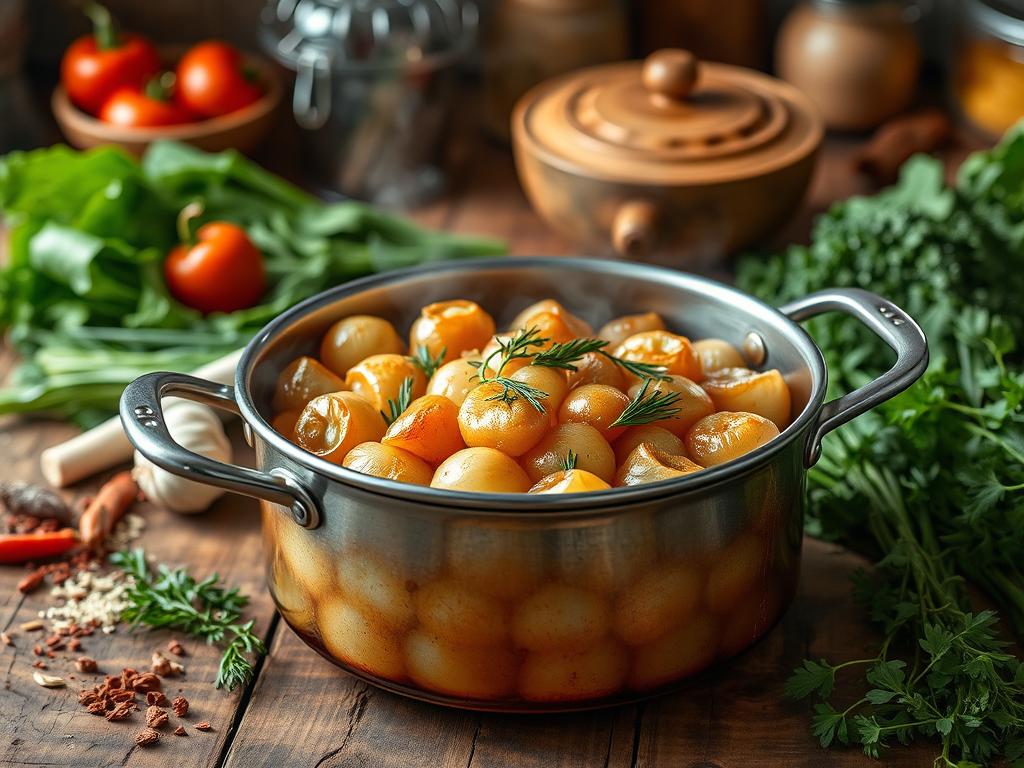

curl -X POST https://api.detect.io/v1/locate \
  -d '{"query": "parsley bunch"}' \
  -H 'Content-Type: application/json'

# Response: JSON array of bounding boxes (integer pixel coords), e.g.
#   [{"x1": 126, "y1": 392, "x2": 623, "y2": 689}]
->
[
  {"x1": 737, "y1": 125, "x2": 1024, "y2": 765},
  {"x1": 110, "y1": 549, "x2": 266, "y2": 691}
]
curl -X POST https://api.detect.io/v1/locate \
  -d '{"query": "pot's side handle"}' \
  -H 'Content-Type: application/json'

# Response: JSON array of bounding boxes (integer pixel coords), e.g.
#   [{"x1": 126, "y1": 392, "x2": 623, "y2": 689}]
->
[
  {"x1": 780, "y1": 288, "x2": 929, "y2": 467},
  {"x1": 120, "y1": 372, "x2": 320, "y2": 529}
]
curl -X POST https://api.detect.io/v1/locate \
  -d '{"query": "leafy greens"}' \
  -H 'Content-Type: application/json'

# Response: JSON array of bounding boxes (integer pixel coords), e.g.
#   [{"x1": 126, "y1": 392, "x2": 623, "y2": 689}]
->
[
  {"x1": 737, "y1": 125, "x2": 1024, "y2": 766},
  {"x1": 0, "y1": 141, "x2": 504, "y2": 425}
]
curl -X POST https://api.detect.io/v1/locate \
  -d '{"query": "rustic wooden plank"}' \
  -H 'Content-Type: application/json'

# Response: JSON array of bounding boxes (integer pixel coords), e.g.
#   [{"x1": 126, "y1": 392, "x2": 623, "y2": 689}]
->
[{"x1": 0, "y1": 406, "x2": 274, "y2": 768}]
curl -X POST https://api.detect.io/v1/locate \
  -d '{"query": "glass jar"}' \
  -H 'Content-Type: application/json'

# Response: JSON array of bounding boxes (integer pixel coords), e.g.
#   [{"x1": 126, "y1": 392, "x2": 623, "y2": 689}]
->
[
  {"x1": 953, "y1": 0, "x2": 1024, "y2": 139},
  {"x1": 776, "y1": 0, "x2": 922, "y2": 131}
]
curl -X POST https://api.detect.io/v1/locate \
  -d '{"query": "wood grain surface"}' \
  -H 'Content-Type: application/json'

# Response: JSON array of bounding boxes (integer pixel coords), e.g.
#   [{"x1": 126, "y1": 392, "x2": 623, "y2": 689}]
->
[{"x1": 0, "y1": 134, "x2": 978, "y2": 767}]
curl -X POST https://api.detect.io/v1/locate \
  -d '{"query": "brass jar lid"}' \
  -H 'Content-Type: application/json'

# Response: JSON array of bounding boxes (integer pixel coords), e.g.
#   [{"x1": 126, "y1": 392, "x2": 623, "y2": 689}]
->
[{"x1": 513, "y1": 49, "x2": 823, "y2": 185}]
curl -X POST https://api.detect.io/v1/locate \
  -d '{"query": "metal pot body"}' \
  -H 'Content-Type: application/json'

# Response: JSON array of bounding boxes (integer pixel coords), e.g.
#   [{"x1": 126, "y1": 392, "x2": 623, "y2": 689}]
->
[{"x1": 122, "y1": 257, "x2": 928, "y2": 711}]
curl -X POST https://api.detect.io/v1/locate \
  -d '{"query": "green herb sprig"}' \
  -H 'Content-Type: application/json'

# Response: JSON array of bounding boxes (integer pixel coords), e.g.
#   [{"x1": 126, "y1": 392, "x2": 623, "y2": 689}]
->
[
  {"x1": 471, "y1": 327, "x2": 551, "y2": 412},
  {"x1": 561, "y1": 449, "x2": 578, "y2": 471},
  {"x1": 610, "y1": 379, "x2": 682, "y2": 427},
  {"x1": 532, "y1": 337, "x2": 672, "y2": 381},
  {"x1": 110, "y1": 549, "x2": 266, "y2": 691},
  {"x1": 410, "y1": 346, "x2": 446, "y2": 379},
  {"x1": 381, "y1": 376, "x2": 414, "y2": 425}
]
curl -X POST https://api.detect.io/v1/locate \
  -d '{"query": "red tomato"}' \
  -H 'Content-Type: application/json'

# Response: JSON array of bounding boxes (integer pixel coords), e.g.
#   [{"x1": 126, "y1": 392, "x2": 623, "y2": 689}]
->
[
  {"x1": 165, "y1": 222, "x2": 266, "y2": 314},
  {"x1": 175, "y1": 41, "x2": 263, "y2": 118},
  {"x1": 99, "y1": 85, "x2": 194, "y2": 127},
  {"x1": 60, "y1": 5, "x2": 160, "y2": 115}
]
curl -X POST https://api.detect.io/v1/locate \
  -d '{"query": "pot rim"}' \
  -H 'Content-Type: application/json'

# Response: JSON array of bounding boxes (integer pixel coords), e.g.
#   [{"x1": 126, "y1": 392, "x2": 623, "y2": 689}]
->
[{"x1": 234, "y1": 257, "x2": 826, "y2": 513}]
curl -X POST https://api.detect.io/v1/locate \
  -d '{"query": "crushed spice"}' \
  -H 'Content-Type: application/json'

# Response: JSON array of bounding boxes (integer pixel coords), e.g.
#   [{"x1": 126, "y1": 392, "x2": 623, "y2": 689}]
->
[
  {"x1": 171, "y1": 696, "x2": 189, "y2": 717},
  {"x1": 134, "y1": 729, "x2": 159, "y2": 747},
  {"x1": 145, "y1": 705, "x2": 169, "y2": 729},
  {"x1": 173, "y1": 725, "x2": 187, "y2": 737}
]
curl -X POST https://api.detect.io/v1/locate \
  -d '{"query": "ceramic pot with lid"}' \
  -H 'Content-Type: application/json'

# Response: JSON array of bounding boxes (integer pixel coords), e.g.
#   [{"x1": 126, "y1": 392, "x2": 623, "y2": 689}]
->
[
  {"x1": 260, "y1": 0, "x2": 477, "y2": 207},
  {"x1": 511, "y1": 49, "x2": 823, "y2": 268}
]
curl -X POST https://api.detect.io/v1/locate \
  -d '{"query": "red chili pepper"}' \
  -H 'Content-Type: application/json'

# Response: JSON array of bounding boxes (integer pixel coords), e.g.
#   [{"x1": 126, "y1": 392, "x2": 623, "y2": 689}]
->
[{"x1": 0, "y1": 529, "x2": 79, "y2": 564}]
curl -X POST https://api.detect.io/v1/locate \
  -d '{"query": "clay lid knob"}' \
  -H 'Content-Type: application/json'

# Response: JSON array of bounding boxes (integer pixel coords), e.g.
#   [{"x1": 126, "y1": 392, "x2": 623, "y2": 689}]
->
[{"x1": 642, "y1": 49, "x2": 699, "y2": 103}]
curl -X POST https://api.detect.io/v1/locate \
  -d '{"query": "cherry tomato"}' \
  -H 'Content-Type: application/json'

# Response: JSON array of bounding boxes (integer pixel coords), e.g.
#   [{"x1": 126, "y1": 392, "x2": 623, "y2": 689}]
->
[
  {"x1": 99, "y1": 81, "x2": 193, "y2": 127},
  {"x1": 175, "y1": 41, "x2": 263, "y2": 118},
  {"x1": 165, "y1": 222, "x2": 266, "y2": 314},
  {"x1": 60, "y1": 3, "x2": 161, "y2": 115}
]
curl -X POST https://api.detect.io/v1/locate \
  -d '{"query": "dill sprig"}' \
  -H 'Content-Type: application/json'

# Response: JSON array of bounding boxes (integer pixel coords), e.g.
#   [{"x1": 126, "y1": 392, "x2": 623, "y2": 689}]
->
[
  {"x1": 532, "y1": 338, "x2": 608, "y2": 371},
  {"x1": 409, "y1": 346, "x2": 446, "y2": 379},
  {"x1": 109, "y1": 549, "x2": 266, "y2": 691},
  {"x1": 529, "y1": 336, "x2": 672, "y2": 381},
  {"x1": 599, "y1": 350, "x2": 672, "y2": 382},
  {"x1": 380, "y1": 376, "x2": 414, "y2": 425},
  {"x1": 610, "y1": 379, "x2": 682, "y2": 427},
  {"x1": 561, "y1": 449, "x2": 578, "y2": 471},
  {"x1": 474, "y1": 326, "x2": 549, "y2": 380},
  {"x1": 483, "y1": 376, "x2": 549, "y2": 412}
]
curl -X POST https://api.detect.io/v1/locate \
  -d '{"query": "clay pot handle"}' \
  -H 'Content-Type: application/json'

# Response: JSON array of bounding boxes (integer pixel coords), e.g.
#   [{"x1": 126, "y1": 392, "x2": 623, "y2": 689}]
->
[
  {"x1": 612, "y1": 201, "x2": 660, "y2": 259},
  {"x1": 642, "y1": 49, "x2": 699, "y2": 104}
]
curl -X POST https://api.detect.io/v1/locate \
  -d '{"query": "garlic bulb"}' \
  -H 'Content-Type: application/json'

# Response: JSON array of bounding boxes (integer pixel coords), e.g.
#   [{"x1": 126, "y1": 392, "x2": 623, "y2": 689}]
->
[{"x1": 133, "y1": 400, "x2": 232, "y2": 514}]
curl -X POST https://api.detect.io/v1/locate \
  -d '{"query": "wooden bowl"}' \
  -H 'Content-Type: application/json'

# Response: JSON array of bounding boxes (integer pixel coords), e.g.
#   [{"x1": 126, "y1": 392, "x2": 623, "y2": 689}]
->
[{"x1": 52, "y1": 53, "x2": 282, "y2": 156}]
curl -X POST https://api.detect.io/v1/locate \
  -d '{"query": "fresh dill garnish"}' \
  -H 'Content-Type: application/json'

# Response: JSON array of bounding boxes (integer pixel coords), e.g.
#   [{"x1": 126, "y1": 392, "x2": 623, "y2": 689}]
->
[
  {"x1": 561, "y1": 449, "x2": 578, "y2": 471},
  {"x1": 109, "y1": 549, "x2": 266, "y2": 691},
  {"x1": 599, "y1": 351, "x2": 672, "y2": 382},
  {"x1": 409, "y1": 346, "x2": 446, "y2": 379},
  {"x1": 477, "y1": 326, "x2": 549, "y2": 380},
  {"x1": 610, "y1": 379, "x2": 682, "y2": 427},
  {"x1": 483, "y1": 376, "x2": 549, "y2": 412},
  {"x1": 532, "y1": 338, "x2": 609, "y2": 371},
  {"x1": 380, "y1": 376, "x2": 414, "y2": 425}
]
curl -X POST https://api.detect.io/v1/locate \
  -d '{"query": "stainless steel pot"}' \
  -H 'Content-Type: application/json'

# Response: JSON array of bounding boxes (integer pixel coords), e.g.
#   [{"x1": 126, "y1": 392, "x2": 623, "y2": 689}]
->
[{"x1": 121, "y1": 257, "x2": 927, "y2": 711}]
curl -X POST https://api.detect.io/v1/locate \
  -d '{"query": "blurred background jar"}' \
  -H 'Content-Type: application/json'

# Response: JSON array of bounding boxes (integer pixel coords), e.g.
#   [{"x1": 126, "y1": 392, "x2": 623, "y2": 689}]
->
[
  {"x1": 953, "y1": 0, "x2": 1024, "y2": 139},
  {"x1": 776, "y1": 0, "x2": 923, "y2": 131},
  {"x1": 481, "y1": 0, "x2": 628, "y2": 143},
  {"x1": 260, "y1": 0, "x2": 477, "y2": 207}
]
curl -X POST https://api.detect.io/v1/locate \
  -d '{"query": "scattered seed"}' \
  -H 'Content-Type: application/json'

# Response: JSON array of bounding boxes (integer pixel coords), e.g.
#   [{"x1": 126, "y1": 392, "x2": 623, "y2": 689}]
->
[
  {"x1": 173, "y1": 725, "x2": 187, "y2": 736},
  {"x1": 132, "y1": 672, "x2": 161, "y2": 692},
  {"x1": 167, "y1": 639, "x2": 185, "y2": 656},
  {"x1": 135, "y1": 729, "x2": 159, "y2": 747},
  {"x1": 79, "y1": 690, "x2": 99, "y2": 705},
  {"x1": 105, "y1": 701, "x2": 134, "y2": 721},
  {"x1": 194, "y1": 721, "x2": 212, "y2": 732},
  {"x1": 168, "y1": 660, "x2": 185, "y2": 676},
  {"x1": 32, "y1": 644, "x2": 43, "y2": 656},
  {"x1": 171, "y1": 696, "x2": 189, "y2": 717},
  {"x1": 146, "y1": 705, "x2": 169, "y2": 729},
  {"x1": 31, "y1": 661, "x2": 48, "y2": 670},
  {"x1": 68, "y1": 638, "x2": 81, "y2": 651},
  {"x1": 32, "y1": 671, "x2": 65, "y2": 688},
  {"x1": 86, "y1": 701, "x2": 107, "y2": 716},
  {"x1": 17, "y1": 569, "x2": 46, "y2": 594},
  {"x1": 1, "y1": 632, "x2": 12, "y2": 647},
  {"x1": 146, "y1": 691, "x2": 169, "y2": 707},
  {"x1": 19, "y1": 619, "x2": 44, "y2": 632},
  {"x1": 75, "y1": 657, "x2": 98, "y2": 674}
]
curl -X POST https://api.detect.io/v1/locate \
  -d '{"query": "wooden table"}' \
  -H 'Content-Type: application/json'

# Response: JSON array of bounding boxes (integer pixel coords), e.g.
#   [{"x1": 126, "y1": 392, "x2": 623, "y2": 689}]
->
[{"x1": 0, "y1": 132, "x2": 979, "y2": 767}]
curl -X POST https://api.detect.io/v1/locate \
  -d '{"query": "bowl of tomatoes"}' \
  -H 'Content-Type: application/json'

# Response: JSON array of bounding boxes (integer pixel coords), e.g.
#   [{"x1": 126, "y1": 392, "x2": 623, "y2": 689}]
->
[
  {"x1": 121, "y1": 257, "x2": 928, "y2": 711},
  {"x1": 52, "y1": 4, "x2": 280, "y2": 155}
]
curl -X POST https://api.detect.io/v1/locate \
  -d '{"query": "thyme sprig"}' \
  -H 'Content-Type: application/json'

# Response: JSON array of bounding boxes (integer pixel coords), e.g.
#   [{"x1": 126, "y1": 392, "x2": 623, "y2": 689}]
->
[
  {"x1": 532, "y1": 337, "x2": 672, "y2": 381},
  {"x1": 409, "y1": 346, "x2": 446, "y2": 379},
  {"x1": 109, "y1": 549, "x2": 266, "y2": 691},
  {"x1": 561, "y1": 449, "x2": 578, "y2": 471},
  {"x1": 471, "y1": 327, "x2": 551, "y2": 412},
  {"x1": 380, "y1": 376, "x2": 414, "y2": 425},
  {"x1": 610, "y1": 379, "x2": 682, "y2": 427}
]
